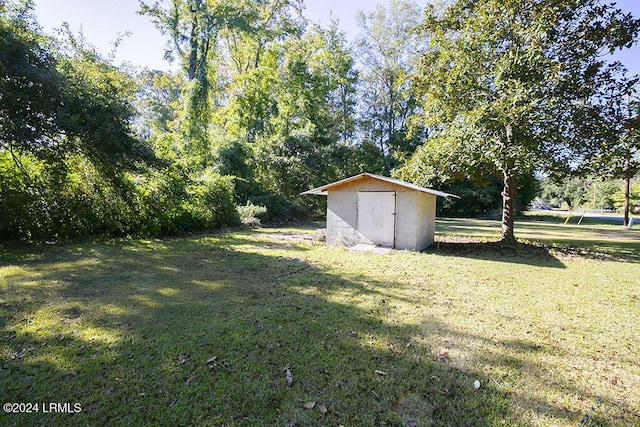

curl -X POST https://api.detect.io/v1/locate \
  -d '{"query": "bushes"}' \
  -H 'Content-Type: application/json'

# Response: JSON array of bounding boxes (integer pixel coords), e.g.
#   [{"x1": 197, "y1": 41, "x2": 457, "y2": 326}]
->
[
  {"x1": 437, "y1": 174, "x2": 539, "y2": 218},
  {"x1": 0, "y1": 152, "x2": 134, "y2": 240},
  {"x1": 0, "y1": 153, "x2": 240, "y2": 241},
  {"x1": 122, "y1": 167, "x2": 240, "y2": 236},
  {"x1": 183, "y1": 170, "x2": 239, "y2": 230},
  {"x1": 237, "y1": 202, "x2": 268, "y2": 227}
]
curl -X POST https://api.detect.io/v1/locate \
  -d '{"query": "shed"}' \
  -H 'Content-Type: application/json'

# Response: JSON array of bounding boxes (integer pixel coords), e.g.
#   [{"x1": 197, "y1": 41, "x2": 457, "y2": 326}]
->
[{"x1": 302, "y1": 173, "x2": 459, "y2": 251}]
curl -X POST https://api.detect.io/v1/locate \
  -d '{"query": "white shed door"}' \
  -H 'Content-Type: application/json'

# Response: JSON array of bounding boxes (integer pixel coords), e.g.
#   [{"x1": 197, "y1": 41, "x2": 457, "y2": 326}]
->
[{"x1": 357, "y1": 192, "x2": 395, "y2": 247}]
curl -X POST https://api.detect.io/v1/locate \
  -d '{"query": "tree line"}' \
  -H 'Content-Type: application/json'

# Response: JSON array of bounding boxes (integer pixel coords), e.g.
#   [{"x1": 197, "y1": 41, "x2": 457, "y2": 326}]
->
[{"x1": 1, "y1": 0, "x2": 638, "y2": 241}]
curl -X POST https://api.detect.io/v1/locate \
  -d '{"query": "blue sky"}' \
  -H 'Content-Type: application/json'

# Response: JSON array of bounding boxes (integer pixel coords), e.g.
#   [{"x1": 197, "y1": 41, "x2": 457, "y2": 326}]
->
[
  {"x1": 33, "y1": 0, "x2": 640, "y2": 76},
  {"x1": 33, "y1": 0, "x2": 399, "y2": 70}
]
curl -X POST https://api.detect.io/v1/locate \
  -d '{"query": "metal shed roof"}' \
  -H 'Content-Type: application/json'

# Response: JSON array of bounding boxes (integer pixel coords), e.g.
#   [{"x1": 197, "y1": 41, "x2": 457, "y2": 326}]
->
[{"x1": 301, "y1": 173, "x2": 460, "y2": 198}]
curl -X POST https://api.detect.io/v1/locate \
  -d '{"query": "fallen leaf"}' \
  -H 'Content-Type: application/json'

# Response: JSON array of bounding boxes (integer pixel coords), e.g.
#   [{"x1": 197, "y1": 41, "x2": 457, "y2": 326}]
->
[
  {"x1": 205, "y1": 356, "x2": 217, "y2": 365},
  {"x1": 284, "y1": 364, "x2": 293, "y2": 386},
  {"x1": 303, "y1": 401, "x2": 315, "y2": 410},
  {"x1": 318, "y1": 404, "x2": 327, "y2": 414},
  {"x1": 375, "y1": 370, "x2": 388, "y2": 376}
]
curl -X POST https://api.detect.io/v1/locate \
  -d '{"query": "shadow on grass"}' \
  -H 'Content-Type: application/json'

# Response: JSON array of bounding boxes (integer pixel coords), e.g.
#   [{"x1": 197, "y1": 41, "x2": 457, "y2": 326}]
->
[
  {"x1": 435, "y1": 217, "x2": 640, "y2": 264},
  {"x1": 426, "y1": 238, "x2": 567, "y2": 269},
  {"x1": 0, "y1": 234, "x2": 635, "y2": 425}
]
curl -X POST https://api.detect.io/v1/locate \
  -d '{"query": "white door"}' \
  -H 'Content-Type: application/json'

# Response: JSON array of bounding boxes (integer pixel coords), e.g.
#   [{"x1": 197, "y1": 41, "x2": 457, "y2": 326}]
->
[{"x1": 357, "y1": 192, "x2": 395, "y2": 247}]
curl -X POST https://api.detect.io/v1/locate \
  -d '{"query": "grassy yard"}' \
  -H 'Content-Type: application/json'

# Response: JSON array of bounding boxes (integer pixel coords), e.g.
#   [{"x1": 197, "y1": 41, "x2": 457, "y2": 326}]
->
[{"x1": 0, "y1": 219, "x2": 638, "y2": 426}]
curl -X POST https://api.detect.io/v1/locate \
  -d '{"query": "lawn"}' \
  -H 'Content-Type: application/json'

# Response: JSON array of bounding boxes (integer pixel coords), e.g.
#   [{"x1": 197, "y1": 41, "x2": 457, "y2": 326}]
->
[{"x1": 0, "y1": 219, "x2": 638, "y2": 426}]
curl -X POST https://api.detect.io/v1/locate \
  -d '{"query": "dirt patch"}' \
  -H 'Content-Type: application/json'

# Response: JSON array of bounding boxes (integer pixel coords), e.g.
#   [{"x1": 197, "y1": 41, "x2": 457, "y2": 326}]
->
[
  {"x1": 263, "y1": 232, "x2": 315, "y2": 242},
  {"x1": 348, "y1": 244, "x2": 393, "y2": 254}
]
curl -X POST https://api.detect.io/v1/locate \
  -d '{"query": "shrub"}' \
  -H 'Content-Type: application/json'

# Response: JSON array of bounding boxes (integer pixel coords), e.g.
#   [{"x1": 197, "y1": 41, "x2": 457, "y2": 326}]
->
[
  {"x1": 176, "y1": 170, "x2": 239, "y2": 231},
  {"x1": 135, "y1": 168, "x2": 240, "y2": 234},
  {"x1": 237, "y1": 202, "x2": 268, "y2": 227}
]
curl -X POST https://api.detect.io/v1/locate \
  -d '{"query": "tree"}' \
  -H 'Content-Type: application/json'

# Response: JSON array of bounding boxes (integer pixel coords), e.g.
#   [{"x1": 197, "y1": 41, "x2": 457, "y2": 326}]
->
[
  {"x1": 0, "y1": 1, "x2": 156, "y2": 239},
  {"x1": 250, "y1": 23, "x2": 358, "y2": 199},
  {"x1": 402, "y1": 0, "x2": 640, "y2": 240},
  {"x1": 138, "y1": 1, "x2": 360, "y2": 219},
  {"x1": 139, "y1": 0, "x2": 304, "y2": 169},
  {"x1": 540, "y1": 177, "x2": 591, "y2": 209},
  {"x1": 135, "y1": 70, "x2": 184, "y2": 144},
  {"x1": 355, "y1": 0, "x2": 424, "y2": 172},
  {"x1": 0, "y1": 2, "x2": 151, "y2": 174},
  {"x1": 583, "y1": 87, "x2": 640, "y2": 225}
]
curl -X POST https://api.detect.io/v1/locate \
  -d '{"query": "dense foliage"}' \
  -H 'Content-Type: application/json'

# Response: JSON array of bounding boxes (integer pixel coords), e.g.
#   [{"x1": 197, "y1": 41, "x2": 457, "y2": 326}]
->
[
  {"x1": 539, "y1": 176, "x2": 640, "y2": 212},
  {"x1": 398, "y1": 0, "x2": 640, "y2": 239},
  {"x1": 438, "y1": 173, "x2": 539, "y2": 217},
  {"x1": 1, "y1": 5, "x2": 146, "y2": 239},
  {"x1": 1, "y1": 0, "x2": 638, "y2": 241},
  {"x1": 0, "y1": 3, "x2": 238, "y2": 240}
]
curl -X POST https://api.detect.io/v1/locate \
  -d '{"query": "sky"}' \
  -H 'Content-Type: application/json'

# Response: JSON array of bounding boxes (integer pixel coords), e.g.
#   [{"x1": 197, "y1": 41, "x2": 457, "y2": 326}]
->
[
  {"x1": 33, "y1": 0, "x2": 640, "y2": 76},
  {"x1": 33, "y1": 0, "x2": 404, "y2": 70}
]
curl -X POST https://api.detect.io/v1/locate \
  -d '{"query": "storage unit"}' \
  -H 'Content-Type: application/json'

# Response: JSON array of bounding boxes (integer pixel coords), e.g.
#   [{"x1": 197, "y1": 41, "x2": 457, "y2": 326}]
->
[{"x1": 302, "y1": 173, "x2": 458, "y2": 251}]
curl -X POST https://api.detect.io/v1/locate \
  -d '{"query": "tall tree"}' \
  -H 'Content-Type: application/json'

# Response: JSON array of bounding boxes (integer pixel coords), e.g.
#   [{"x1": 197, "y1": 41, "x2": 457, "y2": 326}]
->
[
  {"x1": 139, "y1": 0, "x2": 231, "y2": 166},
  {"x1": 355, "y1": 0, "x2": 424, "y2": 172},
  {"x1": 0, "y1": 1, "x2": 155, "y2": 238},
  {"x1": 402, "y1": 0, "x2": 640, "y2": 240},
  {"x1": 139, "y1": 0, "x2": 304, "y2": 169},
  {"x1": 0, "y1": 2, "x2": 151, "y2": 173},
  {"x1": 250, "y1": 23, "x2": 358, "y2": 198},
  {"x1": 583, "y1": 86, "x2": 640, "y2": 226}
]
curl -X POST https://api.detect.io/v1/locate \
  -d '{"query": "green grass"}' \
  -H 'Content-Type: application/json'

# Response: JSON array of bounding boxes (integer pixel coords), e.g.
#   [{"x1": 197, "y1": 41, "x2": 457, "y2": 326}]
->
[{"x1": 0, "y1": 220, "x2": 638, "y2": 426}]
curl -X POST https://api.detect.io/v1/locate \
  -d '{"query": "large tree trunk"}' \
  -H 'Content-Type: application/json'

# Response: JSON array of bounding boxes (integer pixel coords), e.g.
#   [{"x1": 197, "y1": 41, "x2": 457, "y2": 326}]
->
[
  {"x1": 501, "y1": 124, "x2": 516, "y2": 242},
  {"x1": 501, "y1": 171, "x2": 516, "y2": 241}
]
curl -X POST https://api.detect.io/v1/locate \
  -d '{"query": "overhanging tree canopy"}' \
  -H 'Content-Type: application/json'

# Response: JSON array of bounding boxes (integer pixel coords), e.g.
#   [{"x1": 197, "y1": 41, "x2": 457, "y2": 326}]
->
[
  {"x1": 0, "y1": 8, "x2": 152, "y2": 172},
  {"x1": 400, "y1": 0, "x2": 640, "y2": 240}
]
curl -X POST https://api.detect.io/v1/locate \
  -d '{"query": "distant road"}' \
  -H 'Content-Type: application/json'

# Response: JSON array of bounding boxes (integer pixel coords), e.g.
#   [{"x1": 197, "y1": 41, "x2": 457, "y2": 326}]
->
[{"x1": 575, "y1": 212, "x2": 625, "y2": 221}]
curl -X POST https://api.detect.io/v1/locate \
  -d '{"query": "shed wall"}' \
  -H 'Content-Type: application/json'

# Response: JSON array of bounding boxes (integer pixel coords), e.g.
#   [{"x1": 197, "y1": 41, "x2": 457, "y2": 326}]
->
[
  {"x1": 394, "y1": 191, "x2": 417, "y2": 250},
  {"x1": 327, "y1": 176, "x2": 408, "y2": 246},
  {"x1": 325, "y1": 176, "x2": 438, "y2": 250},
  {"x1": 326, "y1": 191, "x2": 359, "y2": 246},
  {"x1": 415, "y1": 192, "x2": 437, "y2": 250}
]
